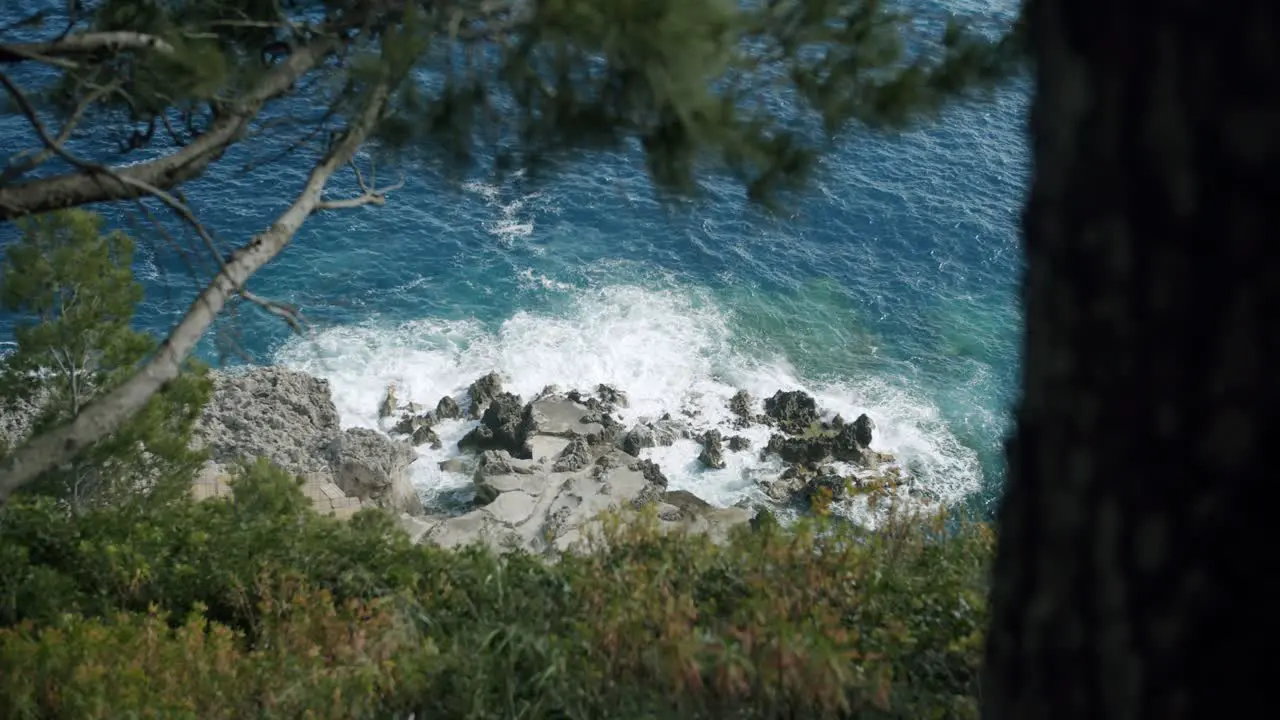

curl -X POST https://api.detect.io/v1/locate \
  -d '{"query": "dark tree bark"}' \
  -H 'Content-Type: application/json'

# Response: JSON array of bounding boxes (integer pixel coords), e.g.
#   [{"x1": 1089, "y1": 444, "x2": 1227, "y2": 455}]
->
[{"x1": 984, "y1": 1, "x2": 1279, "y2": 719}]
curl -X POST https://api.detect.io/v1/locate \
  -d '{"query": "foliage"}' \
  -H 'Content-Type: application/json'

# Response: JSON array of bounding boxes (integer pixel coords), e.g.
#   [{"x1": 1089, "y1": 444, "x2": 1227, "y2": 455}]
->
[
  {"x1": 2, "y1": 0, "x2": 1026, "y2": 207},
  {"x1": 0, "y1": 209, "x2": 211, "y2": 508},
  {"x1": 0, "y1": 459, "x2": 994, "y2": 719}
]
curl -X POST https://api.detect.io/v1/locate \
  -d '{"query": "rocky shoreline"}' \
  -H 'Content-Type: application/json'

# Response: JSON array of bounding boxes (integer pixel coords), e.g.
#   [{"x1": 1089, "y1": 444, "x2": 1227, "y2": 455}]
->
[
  {"x1": 4, "y1": 365, "x2": 907, "y2": 553},
  {"x1": 190, "y1": 366, "x2": 905, "y2": 553}
]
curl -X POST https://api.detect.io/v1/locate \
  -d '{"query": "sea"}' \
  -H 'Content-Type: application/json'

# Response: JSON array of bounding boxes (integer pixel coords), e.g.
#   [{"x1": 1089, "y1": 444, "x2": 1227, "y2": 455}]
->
[{"x1": 0, "y1": 0, "x2": 1029, "y2": 519}]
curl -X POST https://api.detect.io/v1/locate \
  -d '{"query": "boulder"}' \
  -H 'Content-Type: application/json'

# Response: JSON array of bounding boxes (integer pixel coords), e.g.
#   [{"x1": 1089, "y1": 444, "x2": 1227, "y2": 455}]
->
[
  {"x1": 195, "y1": 367, "x2": 341, "y2": 475},
  {"x1": 617, "y1": 417, "x2": 684, "y2": 456},
  {"x1": 411, "y1": 424, "x2": 442, "y2": 449},
  {"x1": 595, "y1": 383, "x2": 629, "y2": 409},
  {"x1": 763, "y1": 390, "x2": 819, "y2": 435},
  {"x1": 435, "y1": 395, "x2": 463, "y2": 420},
  {"x1": 458, "y1": 392, "x2": 536, "y2": 458},
  {"x1": 552, "y1": 436, "x2": 592, "y2": 472},
  {"x1": 728, "y1": 390, "x2": 754, "y2": 427},
  {"x1": 763, "y1": 423, "x2": 865, "y2": 466},
  {"x1": 392, "y1": 411, "x2": 435, "y2": 436},
  {"x1": 378, "y1": 383, "x2": 398, "y2": 419},
  {"x1": 327, "y1": 427, "x2": 421, "y2": 515},
  {"x1": 467, "y1": 372, "x2": 504, "y2": 419},
  {"x1": 697, "y1": 429, "x2": 727, "y2": 469},
  {"x1": 727, "y1": 435, "x2": 751, "y2": 452},
  {"x1": 852, "y1": 413, "x2": 875, "y2": 448}
]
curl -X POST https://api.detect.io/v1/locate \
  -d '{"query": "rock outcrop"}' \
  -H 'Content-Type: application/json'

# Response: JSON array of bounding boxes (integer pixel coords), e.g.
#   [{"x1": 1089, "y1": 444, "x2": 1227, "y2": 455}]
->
[
  {"x1": 458, "y1": 392, "x2": 537, "y2": 458},
  {"x1": 196, "y1": 367, "x2": 341, "y2": 474},
  {"x1": 196, "y1": 367, "x2": 422, "y2": 515},
  {"x1": 467, "y1": 372, "x2": 504, "y2": 419},
  {"x1": 404, "y1": 391, "x2": 751, "y2": 554},
  {"x1": 697, "y1": 430, "x2": 727, "y2": 469},
  {"x1": 328, "y1": 428, "x2": 423, "y2": 515},
  {"x1": 763, "y1": 390, "x2": 819, "y2": 434}
]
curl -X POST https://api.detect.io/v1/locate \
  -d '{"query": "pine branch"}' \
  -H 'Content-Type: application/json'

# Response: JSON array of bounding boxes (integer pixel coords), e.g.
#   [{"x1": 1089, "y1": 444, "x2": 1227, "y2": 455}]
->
[
  {"x1": 0, "y1": 70, "x2": 395, "y2": 501},
  {"x1": 0, "y1": 37, "x2": 340, "y2": 220}
]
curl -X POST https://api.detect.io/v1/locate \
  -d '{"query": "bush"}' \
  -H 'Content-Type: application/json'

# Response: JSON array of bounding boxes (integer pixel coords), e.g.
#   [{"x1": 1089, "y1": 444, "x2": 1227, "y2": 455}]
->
[{"x1": 0, "y1": 461, "x2": 994, "y2": 719}]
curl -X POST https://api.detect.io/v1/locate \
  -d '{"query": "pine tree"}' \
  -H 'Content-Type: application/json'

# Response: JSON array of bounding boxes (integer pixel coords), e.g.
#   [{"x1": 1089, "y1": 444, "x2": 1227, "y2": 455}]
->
[{"x1": 0, "y1": 209, "x2": 210, "y2": 509}]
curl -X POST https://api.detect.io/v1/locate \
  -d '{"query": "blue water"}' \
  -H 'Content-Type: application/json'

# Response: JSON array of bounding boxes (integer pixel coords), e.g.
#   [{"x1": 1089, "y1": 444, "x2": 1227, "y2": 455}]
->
[{"x1": 1, "y1": 0, "x2": 1029, "y2": 516}]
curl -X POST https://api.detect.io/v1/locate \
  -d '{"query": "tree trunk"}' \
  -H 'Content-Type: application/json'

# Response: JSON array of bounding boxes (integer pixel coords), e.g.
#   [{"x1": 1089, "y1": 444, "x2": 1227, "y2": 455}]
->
[{"x1": 984, "y1": 1, "x2": 1279, "y2": 719}]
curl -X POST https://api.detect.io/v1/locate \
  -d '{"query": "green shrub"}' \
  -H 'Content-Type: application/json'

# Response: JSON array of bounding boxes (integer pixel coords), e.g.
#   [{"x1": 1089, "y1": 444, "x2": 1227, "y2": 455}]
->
[{"x1": 0, "y1": 461, "x2": 993, "y2": 719}]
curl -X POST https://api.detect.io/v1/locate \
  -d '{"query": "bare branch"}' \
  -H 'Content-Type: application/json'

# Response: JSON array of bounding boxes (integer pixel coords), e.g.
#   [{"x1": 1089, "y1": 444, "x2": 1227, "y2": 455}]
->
[
  {"x1": 240, "y1": 290, "x2": 308, "y2": 333},
  {"x1": 0, "y1": 72, "x2": 395, "y2": 501},
  {"x1": 0, "y1": 38, "x2": 339, "y2": 220},
  {"x1": 316, "y1": 160, "x2": 405, "y2": 210},
  {"x1": 0, "y1": 32, "x2": 176, "y2": 64},
  {"x1": 0, "y1": 79, "x2": 120, "y2": 184}
]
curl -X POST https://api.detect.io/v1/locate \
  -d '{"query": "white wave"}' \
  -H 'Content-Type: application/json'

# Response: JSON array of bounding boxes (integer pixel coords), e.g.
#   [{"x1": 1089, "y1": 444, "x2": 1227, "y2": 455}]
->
[{"x1": 273, "y1": 284, "x2": 983, "y2": 520}]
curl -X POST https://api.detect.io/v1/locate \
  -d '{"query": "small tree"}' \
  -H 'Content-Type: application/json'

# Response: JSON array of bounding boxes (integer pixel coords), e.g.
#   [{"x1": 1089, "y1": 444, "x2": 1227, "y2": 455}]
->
[{"x1": 0, "y1": 209, "x2": 210, "y2": 509}]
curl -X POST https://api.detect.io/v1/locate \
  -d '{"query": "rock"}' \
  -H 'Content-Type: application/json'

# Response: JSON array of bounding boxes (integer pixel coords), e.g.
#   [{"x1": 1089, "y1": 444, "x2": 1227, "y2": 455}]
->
[
  {"x1": 438, "y1": 457, "x2": 471, "y2": 474},
  {"x1": 392, "y1": 411, "x2": 435, "y2": 436},
  {"x1": 328, "y1": 427, "x2": 421, "y2": 515},
  {"x1": 763, "y1": 390, "x2": 819, "y2": 435},
  {"x1": 749, "y1": 505, "x2": 779, "y2": 532},
  {"x1": 528, "y1": 396, "x2": 605, "y2": 440},
  {"x1": 697, "y1": 430, "x2": 727, "y2": 469},
  {"x1": 802, "y1": 471, "x2": 851, "y2": 506},
  {"x1": 630, "y1": 458, "x2": 669, "y2": 488},
  {"x1": 378, "y1": 383, "x2": 398, "y2": 419},
  {"x1": 595, "y1": 384, "x2": 629, "y2": 409},
  {"x1": 411, "y1": 424, "x2": 442, "y2": 449},
  {"x1": 458, "y1": 393, "x2": 535, "y2": 458},
  {"x1": 195, "y1": 367, "x2": 341, "y2": 475},
  {"x1": 852, "y1": 413, "x2": 874, "y2": 448},
  {"x1": 727, "y1": 435, "x2": 751, "y2": 452},
  {"x1": 435, "y1": 395, "x2": 462, "y2": 420},
  {"x1": 617, "y1": 417, "x2": 684, "y2": 456},
  {"x1": 764, "y1": 423, "x2": 865, "y2": 467},
  {"x1": 552, "y1": 436, "x2": 592, "y2": 472},
  {"x1": 728, "y1": 390, "x2": 754, "y2": 427},
  {"x1": 467, "y1": 372, "x2": 504, "y2": 419}
]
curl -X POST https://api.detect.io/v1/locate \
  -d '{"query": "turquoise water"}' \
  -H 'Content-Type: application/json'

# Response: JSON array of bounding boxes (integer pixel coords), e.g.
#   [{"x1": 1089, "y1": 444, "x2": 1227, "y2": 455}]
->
[{"x1": 1, "y1": 1, "x2": 1029, "y2": 516}]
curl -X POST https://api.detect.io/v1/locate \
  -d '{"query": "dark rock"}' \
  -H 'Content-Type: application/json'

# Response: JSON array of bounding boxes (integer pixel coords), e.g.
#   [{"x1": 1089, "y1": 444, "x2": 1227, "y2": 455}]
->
[
  {"x1": 662, "y1": 489, "x2": 712, "y2": 512},
  {"x1": 852, "y1": 413, "x2": 875, "y2": 448},
  {"x1": 552, "y1": 436, "x2": 592, "y2": 472},
  {"x1": 763, "y1": 390, "x2": 819, "y2": 435},
  {"x1": 728, "y1": 390, "x2": 754, "y2": 427},
  {"x1": 630, "y1": 483, "x2": 665, "y2": 509},
  {"x1": 592, "y1": 413, "x2": 625, "y2": 447},
  {"x1": 595, "y1": 384, "x2": 629, "y2": 409},
  {"x1": 697, "y1": 429, "x2": 727, "y2": 469},
  {"x1": 630, "y1": 458, "x2": 669, "y2": 488},
  {"x1": 435, "y1": 395, "x2": 462, "y2": 420},
  {"x1": 378, "y1": 385, "x2": 397, "y2": 419},
  {"x1": 764, "y1": 423, "x2": 865, "y2": 466},
  {"x1": 393, "y1": 411, "x2": 436, "y2": 436},
  {"x1": 618, "y1": 418, "x2": 682, "y2": 456},
  {"x1": 458, "y1": 392, "x2": 535, "y2": 458},
  {"x1": 830, "y1": 414, "x2": 846, "y2": 430},
  {"x1": 467, "y1": 372, "x2": 504, "y2": 419},
  {"x1": 727, "y1": 435, "x2": 751, "y2": 452},
  {"x1": 802, "y1": 472, "x2": 851, "y2": 506},
  {"x1": 438, "y1": 457, "x2": 470, "y2": 473},
  {"x1": 411, "y1": 424, "x2": 442, "y2": 449},
  {"x1": 749, "y1": 505, "x2": 779, "y2": 533}
]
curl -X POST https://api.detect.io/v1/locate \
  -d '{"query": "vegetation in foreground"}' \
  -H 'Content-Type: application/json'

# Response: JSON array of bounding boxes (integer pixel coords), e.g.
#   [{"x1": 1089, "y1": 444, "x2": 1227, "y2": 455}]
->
[
  {"x1": 0, "y1": 460, "x2": 993, "y2": 719},
  {"x1": 0, "y1": 213, "x2": 992, "y2": 718}
]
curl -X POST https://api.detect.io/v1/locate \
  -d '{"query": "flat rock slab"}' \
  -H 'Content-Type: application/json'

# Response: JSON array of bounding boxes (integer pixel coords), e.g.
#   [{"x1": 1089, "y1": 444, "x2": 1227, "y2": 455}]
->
[
  {"x1": 531, "y1": 398, "x2": 604, "y2": 438},
  {"x1": 528, "y1": 435, "x2": 571, "y2": 462}
]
